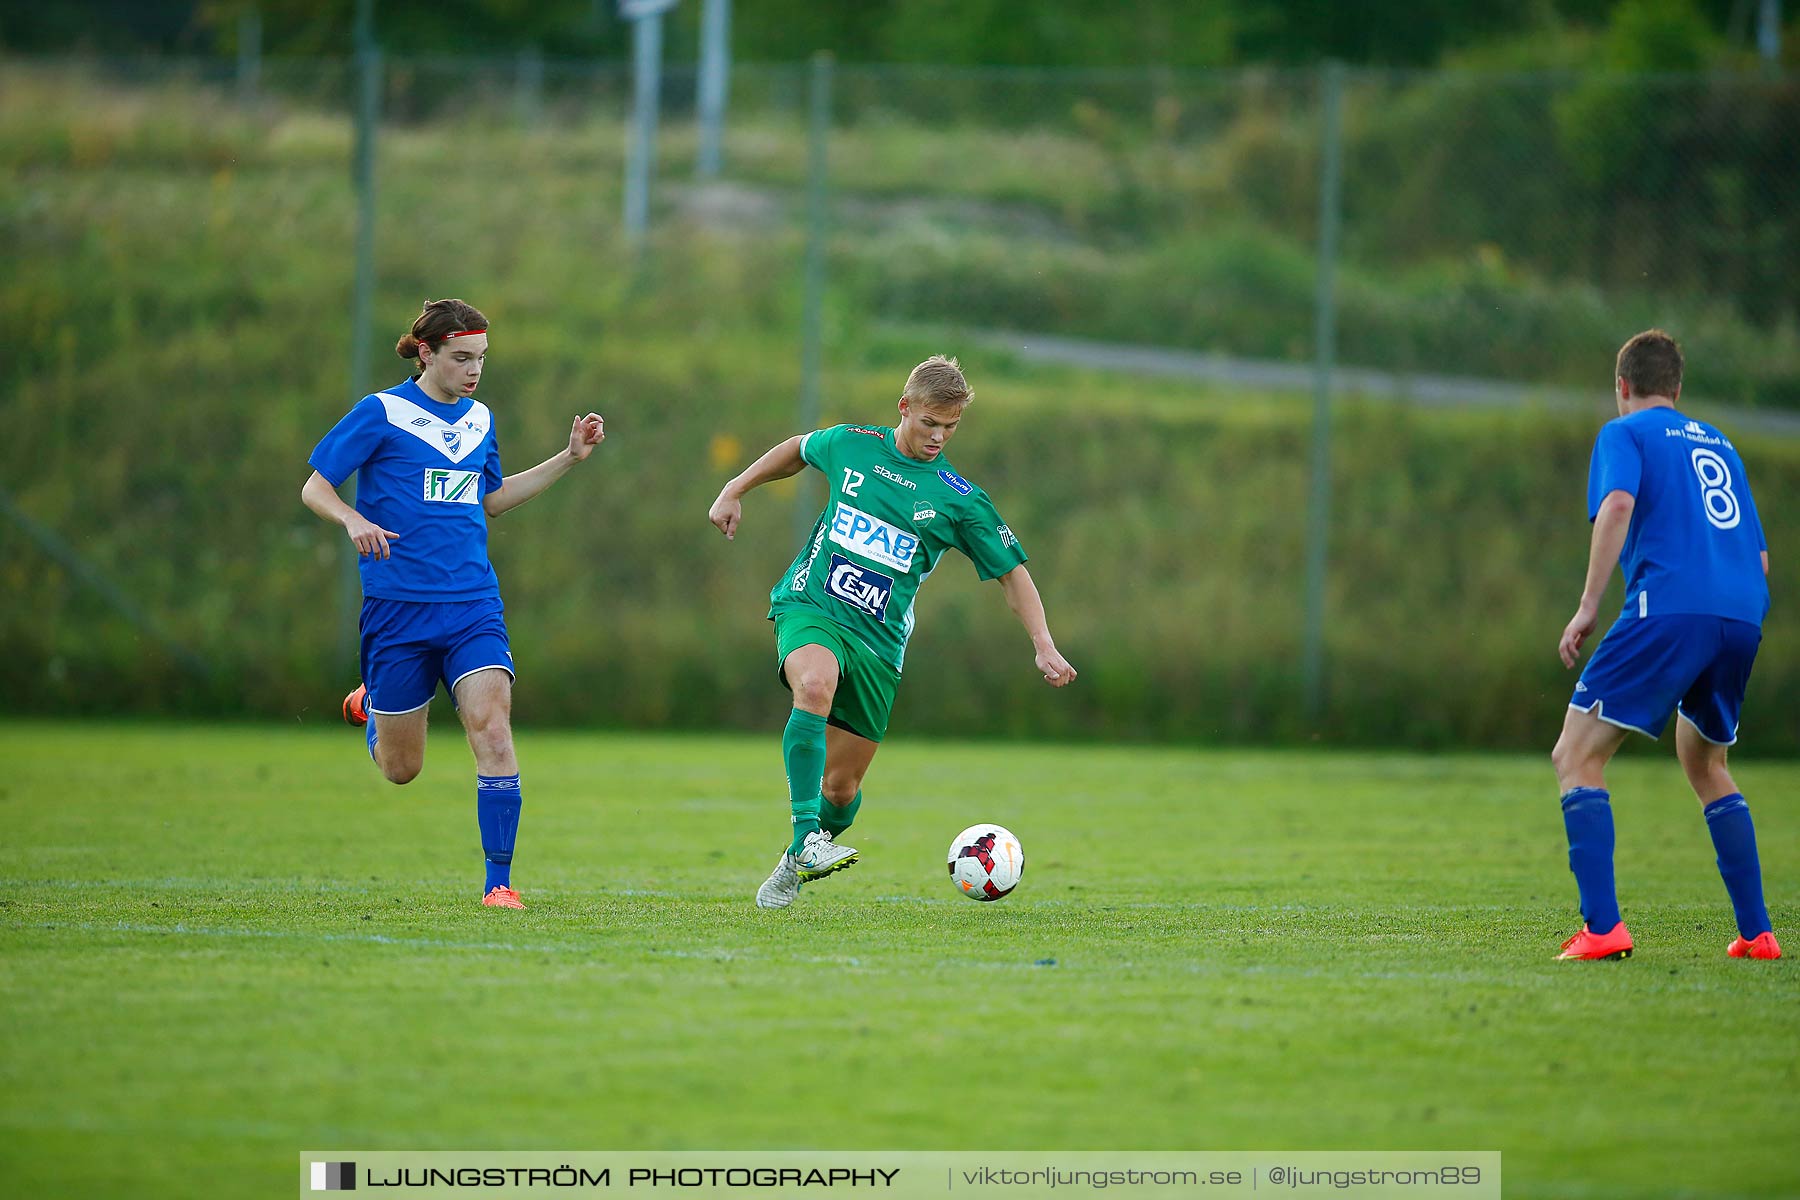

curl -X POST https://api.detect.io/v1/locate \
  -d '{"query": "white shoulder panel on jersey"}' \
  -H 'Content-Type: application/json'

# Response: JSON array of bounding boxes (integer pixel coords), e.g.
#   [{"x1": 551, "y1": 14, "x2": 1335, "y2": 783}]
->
[{"x1": 377, "y1": 394, "x2": 492, "y2": 464}]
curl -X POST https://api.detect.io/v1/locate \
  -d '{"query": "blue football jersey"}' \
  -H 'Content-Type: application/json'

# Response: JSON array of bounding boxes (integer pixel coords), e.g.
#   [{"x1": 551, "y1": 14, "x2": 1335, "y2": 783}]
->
[
  {"x1": 1586, "y1": 408, "x2": 1768, "y2": 625},
  {"x1": 308, "y1": 377, "x2": 505, "y2": 602}
]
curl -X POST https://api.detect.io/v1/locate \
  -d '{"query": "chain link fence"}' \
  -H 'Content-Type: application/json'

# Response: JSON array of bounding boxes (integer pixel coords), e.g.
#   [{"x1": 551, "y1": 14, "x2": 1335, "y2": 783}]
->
[{"x1": 4, "y1": 55, "x2": 1797, "y2": 747}]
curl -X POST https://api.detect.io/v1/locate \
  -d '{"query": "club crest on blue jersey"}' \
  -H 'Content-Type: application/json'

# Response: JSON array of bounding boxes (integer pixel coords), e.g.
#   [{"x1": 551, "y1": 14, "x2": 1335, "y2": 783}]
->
[
  {"x1": 829, "y1": 502, "x2": 920, "y2": 572},
  {"x1": 825, "y1": 553, "x2": 894, "y2": 621},
  {"x1": 442, "y1": 428, "x2": 462, "y2": 454},
  {"x1": 938, "y1": 468, "x2": 973, "y2": 495}
]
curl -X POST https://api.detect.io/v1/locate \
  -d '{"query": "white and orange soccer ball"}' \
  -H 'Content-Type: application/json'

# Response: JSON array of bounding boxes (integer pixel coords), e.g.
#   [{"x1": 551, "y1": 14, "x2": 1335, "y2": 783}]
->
[{"x1": 947, "y1": 823, "x2": 1023, "y2": 901}]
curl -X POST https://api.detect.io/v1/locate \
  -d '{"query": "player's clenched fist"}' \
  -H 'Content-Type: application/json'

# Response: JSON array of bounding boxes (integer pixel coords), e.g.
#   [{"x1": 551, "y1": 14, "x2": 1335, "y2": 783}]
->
[{"x1": 708, "y1": 494, "x2": 742, "y2": 540}]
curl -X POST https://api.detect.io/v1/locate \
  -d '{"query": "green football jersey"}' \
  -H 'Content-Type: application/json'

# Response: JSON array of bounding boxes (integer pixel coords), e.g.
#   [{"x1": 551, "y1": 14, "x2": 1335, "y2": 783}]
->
[{"x1": 767, "y1": 423, "x2": 1028, "y2": 673}]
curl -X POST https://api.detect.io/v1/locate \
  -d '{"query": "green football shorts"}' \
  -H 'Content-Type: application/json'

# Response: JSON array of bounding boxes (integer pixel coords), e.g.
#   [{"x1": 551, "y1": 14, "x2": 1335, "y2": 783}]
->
[{"x1": 773, "y1": 610, "x2": 900, "y2": 743}]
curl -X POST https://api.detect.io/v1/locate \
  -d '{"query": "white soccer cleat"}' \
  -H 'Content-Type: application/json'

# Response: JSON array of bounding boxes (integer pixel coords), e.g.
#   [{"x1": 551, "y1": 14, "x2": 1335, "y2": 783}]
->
[
  {"x1": 795, "y1": 829, "x2": 859, "y2": 882},
  {"x1": 755, "y1": 850, "x2": 801, "y2": 909}
]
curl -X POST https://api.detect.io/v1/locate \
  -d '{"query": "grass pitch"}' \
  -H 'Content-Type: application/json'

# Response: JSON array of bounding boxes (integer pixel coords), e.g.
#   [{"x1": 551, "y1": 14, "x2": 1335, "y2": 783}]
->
[{"x1": 1, "y1": 722, "x2": 1794, "y2": 1198}]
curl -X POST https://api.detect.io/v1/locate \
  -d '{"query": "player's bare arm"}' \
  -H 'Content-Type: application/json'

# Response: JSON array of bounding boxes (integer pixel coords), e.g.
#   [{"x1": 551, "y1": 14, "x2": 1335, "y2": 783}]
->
[
  {"x1": 997, "y1": 564, "x2": 1077, "y2": 687},
  {"x1": 1559, "y1": 488, "x2": 1635, "y2": 668},
  {"x1": 483, "y1": 413, "x2": 605, "y2": 518},
  {"x1": 301, "y1": 469, "x2": 401, "y2": 560},
  {"x1": 708, "y1": 434, "x2": 807, "y2": 540}
]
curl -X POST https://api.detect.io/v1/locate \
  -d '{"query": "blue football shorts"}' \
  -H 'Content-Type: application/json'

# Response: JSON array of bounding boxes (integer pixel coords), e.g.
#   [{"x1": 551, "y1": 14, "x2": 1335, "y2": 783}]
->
[
  {"x1": 359, "y1": 596, "x2": 514, "y2": 715},
  {"x1": 1571, "y1": 613, "x2": 1761, "y2": 743}
]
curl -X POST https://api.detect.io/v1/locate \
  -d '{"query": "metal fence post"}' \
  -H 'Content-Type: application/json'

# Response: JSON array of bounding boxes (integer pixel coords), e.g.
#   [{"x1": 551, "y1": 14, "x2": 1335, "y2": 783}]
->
[
  {"x1": 695, "y1": 0, "x2": 731, "y2": 178},
  {"x1": 236, "y1": 7, "x2": 261, "y2": 105},
  {"x1": 794, "y1": 52, "x2": 832, "y2": 543},
  {"x1": 623, "y1": 1, "x2": 672, "y2": 246},
  {"x1": 515, "y1": 46, "x2": 544, "y2": 128},
  {"x1": 343, "y1": 0, "x2": 381, "y2": 673},
  {"x1": 1301, "y1": 61, "x2": 1345, "y2": 723}
]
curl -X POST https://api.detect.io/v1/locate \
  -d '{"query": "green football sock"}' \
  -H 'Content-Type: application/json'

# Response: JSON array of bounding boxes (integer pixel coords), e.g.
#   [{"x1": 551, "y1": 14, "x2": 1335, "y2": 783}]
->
[
  {"x1": 783, "y1": 708, "x2": 827, "y2": 855},
  {"x1": 820, "y1": 789, "x2": 862, "y2": 838}
]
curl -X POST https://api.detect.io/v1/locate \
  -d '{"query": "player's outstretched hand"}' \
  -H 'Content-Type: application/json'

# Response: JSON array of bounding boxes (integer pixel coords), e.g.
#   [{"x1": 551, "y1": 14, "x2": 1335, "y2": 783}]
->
[
  {"x1": 1558, "y1": 603, "x2": 1598, "y2": 669},
  {"x1": 1036, "y1": 646, "x2": 1077, "y2": 688},
  {"x1": 709, "y1": 494, "x2": 742, "y2": 540},
  {"x1": 344, "y1": 511, "x2": 400, "y2": 560},
  {"x1": 569, "y1": 413, "x2": 605, "y2": 460}
]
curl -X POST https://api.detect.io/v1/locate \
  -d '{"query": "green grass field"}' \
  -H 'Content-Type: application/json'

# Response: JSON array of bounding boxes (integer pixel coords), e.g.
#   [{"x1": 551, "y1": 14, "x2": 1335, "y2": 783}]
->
[{"x1": 2, "y1": 722, "x2": 1794, "y2": 1198}]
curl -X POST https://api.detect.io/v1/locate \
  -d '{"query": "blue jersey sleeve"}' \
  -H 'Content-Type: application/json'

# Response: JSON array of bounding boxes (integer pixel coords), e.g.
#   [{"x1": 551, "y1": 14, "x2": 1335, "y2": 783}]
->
[
  {"x1": 308, "y1": 396, "x2": 386, "y2": 487},
  {"x1": 1587, "y1": 419, "x2": 1641, "y2": 521},
  {"x1": 483, "y1": 424, "x2": 504, "y2": 494}
]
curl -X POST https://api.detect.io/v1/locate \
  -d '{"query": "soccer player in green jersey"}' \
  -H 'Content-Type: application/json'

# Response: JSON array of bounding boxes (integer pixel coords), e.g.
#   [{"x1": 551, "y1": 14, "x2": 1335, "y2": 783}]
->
[{"x1": 708, "y1": 355, "x2": 1078, "y2": 909}]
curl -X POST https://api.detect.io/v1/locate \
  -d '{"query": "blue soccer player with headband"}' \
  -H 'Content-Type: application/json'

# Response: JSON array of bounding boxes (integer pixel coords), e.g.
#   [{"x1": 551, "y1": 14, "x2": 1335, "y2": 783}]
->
[{"x1": 301, "y1": 298, "x2": 606, "y2": 908}]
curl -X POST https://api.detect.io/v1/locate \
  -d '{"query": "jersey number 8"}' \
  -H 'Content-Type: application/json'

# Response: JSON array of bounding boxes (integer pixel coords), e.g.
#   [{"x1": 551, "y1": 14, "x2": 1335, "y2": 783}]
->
[{"x1": 1691, "y1": 447, "x2": 1741, "y2": 531}]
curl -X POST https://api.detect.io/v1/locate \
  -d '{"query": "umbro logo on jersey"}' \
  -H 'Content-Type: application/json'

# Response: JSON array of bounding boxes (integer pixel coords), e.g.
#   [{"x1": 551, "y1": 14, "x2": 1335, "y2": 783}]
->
[
  {"x1": 411, "y1": 416, "x2": 433, "y2": 427},
  {"x1": 423, "y1": 468, "x2": 480, "y2": 504}
]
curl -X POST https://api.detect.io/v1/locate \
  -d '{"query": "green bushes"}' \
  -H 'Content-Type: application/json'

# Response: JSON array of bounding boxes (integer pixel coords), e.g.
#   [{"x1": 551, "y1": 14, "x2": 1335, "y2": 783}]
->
[{"x1": 7, "y1": 62, "x2": 1798, "y2": 749}]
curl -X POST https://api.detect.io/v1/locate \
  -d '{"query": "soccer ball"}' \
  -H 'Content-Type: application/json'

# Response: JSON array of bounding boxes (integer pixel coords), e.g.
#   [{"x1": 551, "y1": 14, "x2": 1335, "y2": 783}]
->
[{"x1": 947, "y1": 823, "x2": 1023, "y2": 901}]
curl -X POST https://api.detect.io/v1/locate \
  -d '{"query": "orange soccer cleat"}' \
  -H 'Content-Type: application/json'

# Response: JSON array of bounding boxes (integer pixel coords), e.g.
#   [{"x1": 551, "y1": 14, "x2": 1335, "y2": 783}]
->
[
  {"x1": 342, "y1": 684, "x2": 369, "y2": 727},
  {"x1": 1726, "y1": 931, "x2": 1782, "y2": 960},
  {"x1": 1556, "y1": 922, "x2": 1634, "y2": 961},
  {"x1": 482, "y1": 886, "x2": 526, "y2": 910}
]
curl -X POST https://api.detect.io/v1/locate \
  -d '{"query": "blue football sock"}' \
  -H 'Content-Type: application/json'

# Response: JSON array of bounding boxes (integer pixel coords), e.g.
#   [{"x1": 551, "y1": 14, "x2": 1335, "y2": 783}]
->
[
  {"x1": 1561, "y1": 787, "x2": 1621, "y2": 934},
  {"x1": 1703, "y1": 793, "x2": 1771, "y2": 939},
  {"x1": 366, "y1": 717, "x2": 379, "y2": 764},
  {"x1": 477, "y1": 774, "x2": 523, "y2": 893}
]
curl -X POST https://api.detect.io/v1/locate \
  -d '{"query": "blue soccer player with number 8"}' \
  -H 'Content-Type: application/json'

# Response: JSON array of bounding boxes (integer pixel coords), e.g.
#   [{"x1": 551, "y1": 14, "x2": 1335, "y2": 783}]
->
[{"x1": 1551, "y1": 330, "x2": 1780, "y2": 962}]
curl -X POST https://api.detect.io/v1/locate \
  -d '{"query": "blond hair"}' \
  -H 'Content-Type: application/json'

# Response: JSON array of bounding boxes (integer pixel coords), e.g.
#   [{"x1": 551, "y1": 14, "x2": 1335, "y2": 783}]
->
[{"x1": 903, "y1": 355, "x2": 973, "y2": 408}]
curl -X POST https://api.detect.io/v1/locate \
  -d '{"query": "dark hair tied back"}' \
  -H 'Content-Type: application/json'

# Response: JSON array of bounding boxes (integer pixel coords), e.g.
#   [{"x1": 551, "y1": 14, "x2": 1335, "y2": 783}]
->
[{"x1": 394, "y1": 298, "x2": 489, "y2": 367}]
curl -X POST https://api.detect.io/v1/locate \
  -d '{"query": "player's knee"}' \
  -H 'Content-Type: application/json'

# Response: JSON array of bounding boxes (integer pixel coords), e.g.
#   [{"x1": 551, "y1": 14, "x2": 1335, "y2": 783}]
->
[
  {"x1": 467, "y1": 723, "x2": 513, "y2": 761},
  {"x1": 791, "y1": 676, "x2": 836, "y2": 712},
  {"x1": 1549, "y1": 736, "x2": 1575, "y2": 782},
  {"x1": 821, "y1": 775, "x2": 857, "y2": 806},
  {"x1": 382, "y1": 759, "x2": 422, "y2": 785},
  {"x1": 1682, "y1": 758, "x2": 1733, "y2": 799}
]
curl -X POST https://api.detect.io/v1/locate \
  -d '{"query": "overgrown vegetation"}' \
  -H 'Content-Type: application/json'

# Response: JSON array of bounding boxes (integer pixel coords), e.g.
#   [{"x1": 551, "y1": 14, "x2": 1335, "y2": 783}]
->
[{"x1": 6, "y1": 61, "x2": 1796, "y2": 749}]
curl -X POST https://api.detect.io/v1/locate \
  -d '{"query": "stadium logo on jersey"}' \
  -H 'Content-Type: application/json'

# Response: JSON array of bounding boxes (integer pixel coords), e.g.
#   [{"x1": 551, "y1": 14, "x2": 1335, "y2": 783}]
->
[
  {"x1": 997, "y1": 524, "x2": 1018, "y2": 549},
  {"x1": 938, "y1": 469, "x2": 973, "y2": 496},
  {"x1": 824, "y1": 553, "x2": 894, "y2": 621},
  {"x1": 829, "y1": 502, "x2": 920, "y2": 572},
  {"x1": 423, "y1": 468, "x2": 481, "y2": 504},
  {"x1": 872, "y1": 464, "x2": 917, "y2": 490},
  {"x1": 913, "y1": 501, "x2": 937, "y2": 524}
]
